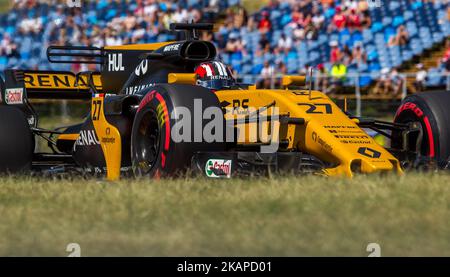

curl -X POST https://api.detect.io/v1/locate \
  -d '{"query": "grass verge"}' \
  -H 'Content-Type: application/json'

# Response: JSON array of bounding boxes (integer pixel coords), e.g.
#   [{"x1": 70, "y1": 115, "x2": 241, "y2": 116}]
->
[{"x1": 0, "y1": 173, "x2": 449, "y2": 256}]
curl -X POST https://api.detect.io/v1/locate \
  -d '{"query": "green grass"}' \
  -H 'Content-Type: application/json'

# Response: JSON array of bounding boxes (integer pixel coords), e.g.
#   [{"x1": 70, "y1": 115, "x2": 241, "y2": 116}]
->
[
  {"x1": 0, "y1": 173, "x2": 449, "y2": 256},
  {"x1": 0, "y1": 0, "x2": 10, "y2": 13},
  {"x1": 241, "y1": 0, "x2": 269, "y2": 14}
]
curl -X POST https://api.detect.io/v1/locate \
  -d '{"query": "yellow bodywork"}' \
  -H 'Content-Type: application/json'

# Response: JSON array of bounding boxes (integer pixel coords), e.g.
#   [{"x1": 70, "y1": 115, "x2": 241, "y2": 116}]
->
[
  {"x1": 53, "y1": 72, "x2": 402, "y2": 179},
  {"x1": 104, "y1": 42, "x2": 174, "y2": 51},
  {"x1": 57, "y1": 133, "x2": 79, "y2": 141},
  {"x1": 168, "y1": 73, "x2": 197, "y2": 85},
  {"x1": 91, "y1": 95, "x2": 122, "y2": 181},
  {"x1": 281, "y1": 75, "x2": 306, "y2": 87},
  {"x1": 215, "y1": 88, "x2": 403, "y2": 177}
]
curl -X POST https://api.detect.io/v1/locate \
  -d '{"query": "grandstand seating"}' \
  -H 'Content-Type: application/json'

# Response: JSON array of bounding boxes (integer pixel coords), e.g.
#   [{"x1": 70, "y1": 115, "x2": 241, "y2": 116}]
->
[
  {"x1": 230, "y1": 0, "x2": 448, "y2": 87},
  {"x1": 0, "y1": 0, "x2": 448, "y2": 87}
]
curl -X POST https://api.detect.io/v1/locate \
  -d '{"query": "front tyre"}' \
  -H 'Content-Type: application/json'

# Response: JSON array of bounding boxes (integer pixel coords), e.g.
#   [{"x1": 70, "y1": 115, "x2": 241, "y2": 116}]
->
[
  {"x1": 130, "y1": 84, "x2": 226, "y2": 177},
  {"x1": 393, "y1": 91, "x2": 450, "y2": 168}
]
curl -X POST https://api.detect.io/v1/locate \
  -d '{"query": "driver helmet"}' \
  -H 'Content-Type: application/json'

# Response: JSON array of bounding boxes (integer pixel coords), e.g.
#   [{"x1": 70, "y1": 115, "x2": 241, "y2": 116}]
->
[{"x1": 194, "y1": 61, "x2": 236, "y2": 90}]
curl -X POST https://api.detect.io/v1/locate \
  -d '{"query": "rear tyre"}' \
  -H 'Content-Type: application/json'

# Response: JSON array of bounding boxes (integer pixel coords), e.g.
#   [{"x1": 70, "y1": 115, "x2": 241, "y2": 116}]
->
[
  {"x1": 393, "y1": 91, "x2": 450, "y2": 167},
  {"x1": 131, "y1": 84, "x2": 226, "y2": 177},
  {"x1": 0, "y1": 106, "x2": 34, "y2": 173}
]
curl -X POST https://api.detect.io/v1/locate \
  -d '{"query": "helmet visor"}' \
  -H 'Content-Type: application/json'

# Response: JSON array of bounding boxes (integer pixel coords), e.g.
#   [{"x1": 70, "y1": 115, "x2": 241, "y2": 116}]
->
[{"x1": 197, "y1": 79, "x2": 235, "y2": 90}]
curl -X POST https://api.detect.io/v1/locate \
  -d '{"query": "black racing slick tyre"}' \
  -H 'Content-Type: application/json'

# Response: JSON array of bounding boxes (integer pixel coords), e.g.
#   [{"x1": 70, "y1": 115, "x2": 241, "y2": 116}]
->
[
  {"x1": 131, "y1": 84, "x2": 226, "y2": 177},
  {"x1": 0, "y1": 106, "x2": 34, "y2": 173},
  {"x1": 393, "y1": 91, "x2": 450, "y2": 167}
]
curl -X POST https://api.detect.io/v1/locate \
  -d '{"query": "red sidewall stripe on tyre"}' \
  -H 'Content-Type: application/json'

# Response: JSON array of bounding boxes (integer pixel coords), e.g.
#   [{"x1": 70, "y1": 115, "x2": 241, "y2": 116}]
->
[
  {"x1": 396, "y1": 102, "x2": 435, "y2": 158},
  {"x1": 155, "y1": 93, "x2": 170, "y2": 151},
  {"x1": 137, "y1": 90, "x2": 171, "y2": 167},
  {"x1": 423, "y1": 116, "x2": 435, "y2": 158},
  {"x1": 137, "y1": 90, "x2": 156, "y2": 113}
]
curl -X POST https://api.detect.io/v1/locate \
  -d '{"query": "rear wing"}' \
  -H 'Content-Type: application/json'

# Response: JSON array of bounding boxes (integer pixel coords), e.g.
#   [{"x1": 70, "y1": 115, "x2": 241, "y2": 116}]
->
[
  {"x1": 0, "y1": 45, "x2": 104, "y2": 102},
  {"x1": 47, "y1": 45, "x2": 103, "y2": 64},
  {"x1": 0, "y1": 69, "x2": 103, "y2": 128},
  {"x1": 2, "y1": 69, "x2": 102, "y2": 100}
]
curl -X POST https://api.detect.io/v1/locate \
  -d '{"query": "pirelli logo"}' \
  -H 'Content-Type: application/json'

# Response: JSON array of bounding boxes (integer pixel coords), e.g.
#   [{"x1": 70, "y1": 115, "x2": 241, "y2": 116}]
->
[{"x1": 23, "y1": 72, "x2": 102, "y2": 90}]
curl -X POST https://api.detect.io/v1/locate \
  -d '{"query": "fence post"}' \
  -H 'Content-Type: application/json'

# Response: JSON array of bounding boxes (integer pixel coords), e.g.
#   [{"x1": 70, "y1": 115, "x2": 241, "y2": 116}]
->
[
  {"x1": 314, "y1": 71, "x2": 319, "y2": 91},
  {"x1": 355, "y1": 73, "x2": 361, "y2": 117},
  {"x1": 61, "y1": 100, "x2": 68, "y2": 122},
  {"x1": 447, "y1": 73, "x2": 450, "y2": 91},
  {"x1": 401, "y1": 73, "x2": 407, "y2": 99}
]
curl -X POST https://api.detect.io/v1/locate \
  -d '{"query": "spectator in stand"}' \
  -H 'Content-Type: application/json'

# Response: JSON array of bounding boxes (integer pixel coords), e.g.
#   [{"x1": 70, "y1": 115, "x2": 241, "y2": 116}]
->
[
  {"x1": 305, "y1": 22, "x2": 319, "y2": 40},
  {"x1": 316, "y1": 63, "x2": 329, "y2": 93},
  {"x1": 321, "y1": 0, "x2": 334, "y2": 5},
  {"x1": 19, "y1": 13, "x2": 43, "y2": 35},
  {"x1": 342, "y1": 45, "x2": 353, "y2": 66},
  {"x1": 373, "y1": 67, "x2": 403, "y2": 97},
  {"x1": 389, "y1": 68, "x2": 404, "y2": 97},
  {"x1": 396, "y1": 24, "x2": 410, "y2": 46},
  {"x1": 352, "y1": 42, "x2": 367, "y2": 66},
  {"x1": 124, "y1": 10, "x2": 137, "y2": 31},
  {"x1": 438, "y1": 39, "x2": 450, "y2": 72},
  {"x1": 298, "y1": 63, "x2": 311, "y2": 75},
  {"x1": 262, "y1": 43, "x2": 272, "y2": 61},
  {"x1": 358, "y1": 0, "x2": 369, "y2": 12},
  {"x1": 277, "y1": 61, "x2": 288, "y2": 75},
  {"x1": 443, "y1": 56, "x2": 450, "y2": 73},
  {"x1": 329, "y1": 60, "x2": 347, "y2": 93},
  {"x1": 225, "y1": 33, "x2": 244, "y2": 55},
  {"x1": 360, "y1": 9, "x2": 372, "y2": 28},
  {"x1": 388, "y1": 25, "x2": 409, "y2": 46},
  {"x1": 259, "y1": 33, "x2": 270, "y2": 51},
  {"x1": 414, "y1": 63, "x2": 428, "y2": 92},
  {"x1": 215, "y1": 32, "x2": 227, "y2": 52},
  {"x1": 105, "y1": 28, "x2": 123, "y2": 46},
  {"x1": 258, "y1": 11, "x2": 271, "y2": 34},
  {"x1": 297, "y1": 11, "x2": 311, "y2": 29},
  {"x1": 203, "y1": 0, "x2": 220, "y2": 21},
  {"x1": 347, "y1": 8, "x2": 361, "y2": 31},
  {"x1": 0, "y1": 34, "x2": 19, "y2": 58},
  {"x1": 373, "y1": 67, "x2": 392, "y2": 95},
  {"x1": 330, "y1": 41, "x2": 342, "y2": 63},
  {"x1": 311, "y1": 6, "x2": 325, "y2": 30},
  {"x1": 344, "y1": 0, "x2": 359, "y2": 10},
  {"x1": 172, "y1": 6, "x2": 188, "y2": 23},
  {"x1": 275, "y1": 61, "x2": 288, "y2": 87},
  {"x1": 278, "y1": 34, "x2": 292, "y2": 51},
  {"x1": 330, "y1": 6, "x2": 347, "y2": 32},
  {"x1": 444, "y1": 40, "x2": 450, "y2": 60},
  {"x1": 259, "y1": 61, "x2": 275, "y2": 89}
]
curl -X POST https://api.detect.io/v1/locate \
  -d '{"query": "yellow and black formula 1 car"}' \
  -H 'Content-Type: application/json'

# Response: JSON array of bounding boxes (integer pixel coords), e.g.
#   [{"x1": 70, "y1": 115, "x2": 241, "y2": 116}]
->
[{"x1": 0, "y1": 23, "x2": 449, "y2": 179}]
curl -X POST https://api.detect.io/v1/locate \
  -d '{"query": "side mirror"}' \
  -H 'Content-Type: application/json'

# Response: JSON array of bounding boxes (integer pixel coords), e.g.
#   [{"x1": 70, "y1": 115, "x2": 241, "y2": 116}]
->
[
  {"x1": 281, "y1": 75, "x2": 306, "y2": 88},
  {"x1": 168, "y1": 73, "x2": 197, "y2": 85}
]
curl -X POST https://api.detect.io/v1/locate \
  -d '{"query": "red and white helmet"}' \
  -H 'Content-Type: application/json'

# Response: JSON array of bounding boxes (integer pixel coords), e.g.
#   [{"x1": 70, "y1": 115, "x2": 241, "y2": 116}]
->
[{"x1": 194, "y1": 61, "x2": 236, "y2": 90}]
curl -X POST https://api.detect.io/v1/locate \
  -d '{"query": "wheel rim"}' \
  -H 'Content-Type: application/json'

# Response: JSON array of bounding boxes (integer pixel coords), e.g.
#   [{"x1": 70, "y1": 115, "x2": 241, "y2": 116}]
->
[{"x1": 135, "y1": 109, "x2": 160, "y2": 175}]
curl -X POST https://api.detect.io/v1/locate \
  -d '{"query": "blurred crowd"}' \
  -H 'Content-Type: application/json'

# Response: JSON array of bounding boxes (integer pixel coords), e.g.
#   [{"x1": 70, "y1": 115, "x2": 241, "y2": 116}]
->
[
  {"x1": 0, "y1": 0, "x2": 449, "y2": 96},
  {"x1": 0, "y1": 0, "x2": 236, "y2": 71}
]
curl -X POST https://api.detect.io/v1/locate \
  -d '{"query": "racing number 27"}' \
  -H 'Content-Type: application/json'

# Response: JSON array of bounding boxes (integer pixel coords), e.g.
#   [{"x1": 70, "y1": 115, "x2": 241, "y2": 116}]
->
[
  {"x1": 92, "y1": 100, "x2": 102, "y2": 121},
  {"x1": 298, "y1": 103, "x2": 332, "y2": 114}
]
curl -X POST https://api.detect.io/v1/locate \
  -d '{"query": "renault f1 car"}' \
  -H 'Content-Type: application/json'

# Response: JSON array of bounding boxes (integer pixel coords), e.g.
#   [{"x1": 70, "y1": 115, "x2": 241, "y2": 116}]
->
[{"x1": 0, "y1": 23, "x2": 449, "y2": 180}]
